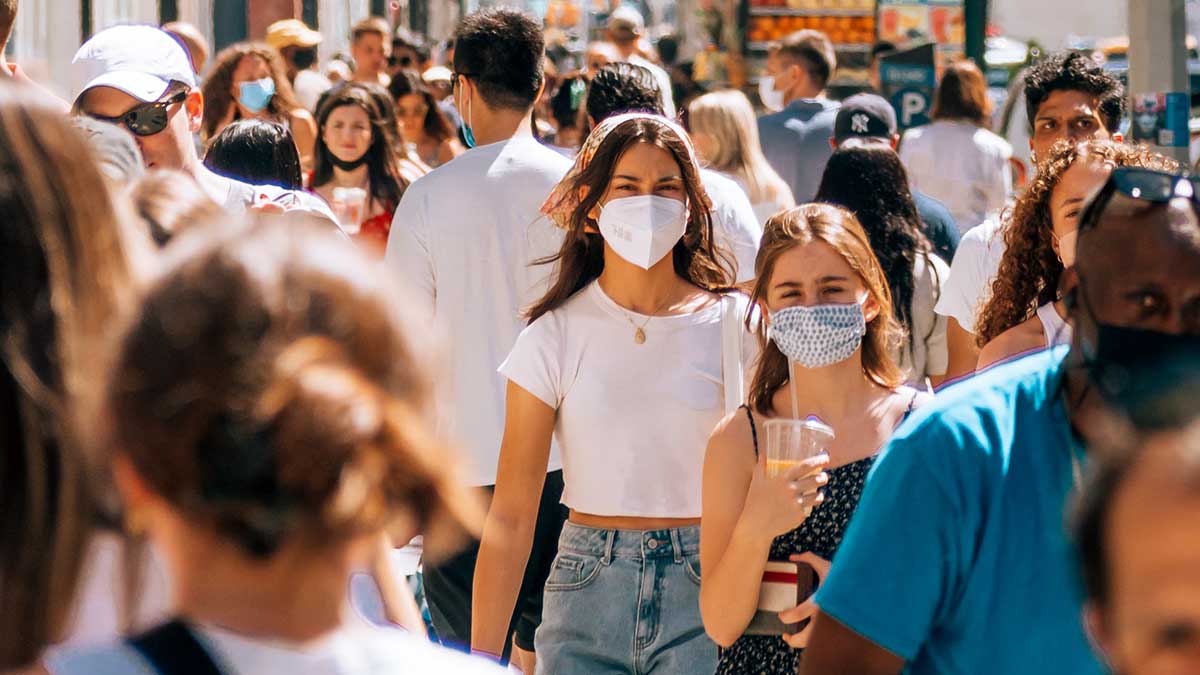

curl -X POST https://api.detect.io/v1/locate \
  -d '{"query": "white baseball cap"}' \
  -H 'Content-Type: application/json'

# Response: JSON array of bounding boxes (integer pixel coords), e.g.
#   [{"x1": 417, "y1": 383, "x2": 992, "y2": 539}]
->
[
  {"x1": 71, "y1": 25, "x2": 197, "y2": 105},
  {"x1": 608, "y1": 6, "x2": 645, "y2": 32}
]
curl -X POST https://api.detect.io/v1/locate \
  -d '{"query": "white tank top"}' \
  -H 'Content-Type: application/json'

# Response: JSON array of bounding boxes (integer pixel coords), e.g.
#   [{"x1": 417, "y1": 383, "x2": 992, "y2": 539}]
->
[{"x1": 1035, "y1": 302, "x2": 1072, "y2": 348}]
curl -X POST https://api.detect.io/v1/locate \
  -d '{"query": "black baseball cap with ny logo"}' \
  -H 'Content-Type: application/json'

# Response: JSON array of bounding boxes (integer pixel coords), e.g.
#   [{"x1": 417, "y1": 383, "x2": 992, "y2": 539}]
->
[{"x1": 833, "y1": 93, "x2": 898, "y2": 143}]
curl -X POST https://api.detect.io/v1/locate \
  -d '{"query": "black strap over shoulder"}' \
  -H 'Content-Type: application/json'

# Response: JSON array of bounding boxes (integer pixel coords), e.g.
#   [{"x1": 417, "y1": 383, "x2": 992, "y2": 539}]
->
[
  {"x1": 741, "y1": 404, "x2": 760, "y2": 458},
  {"x1": 127, "y1": 620, "x2": 226, "y2": 675}
]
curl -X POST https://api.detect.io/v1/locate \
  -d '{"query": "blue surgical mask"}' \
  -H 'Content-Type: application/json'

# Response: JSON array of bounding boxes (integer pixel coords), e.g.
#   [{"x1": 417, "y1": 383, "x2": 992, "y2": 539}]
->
[
  {"x1": 238, "y1": 77, "x2": 276, "y2": 113},
  {"x1": 458, "y1": 82, "x2": 476, "y2": 149},
  {"x1": 768, "y1": 303, "x2": 867, "y2": 369}
]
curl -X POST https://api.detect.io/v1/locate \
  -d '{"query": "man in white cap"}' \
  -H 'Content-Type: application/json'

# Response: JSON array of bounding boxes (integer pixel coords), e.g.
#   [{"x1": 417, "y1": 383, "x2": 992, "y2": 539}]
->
[
  {"x1": 72, "y1": 25, "x2": 336, "y2": 222},
  {"x1": 265, "y1": 18, "x2": 331, "y2": 113},
  {"x1": 605, "y1": 5, "x2": 675, "y2": 117}
]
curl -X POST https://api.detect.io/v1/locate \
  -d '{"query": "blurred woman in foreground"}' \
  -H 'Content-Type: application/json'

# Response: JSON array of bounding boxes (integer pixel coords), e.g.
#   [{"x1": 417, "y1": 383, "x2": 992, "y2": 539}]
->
[
  {"x1": 0, "y1": 83, "x2": 135, "y2": 672},
  {"x1": 46, "y1": 218, "x2": 500, "y2": 674}
]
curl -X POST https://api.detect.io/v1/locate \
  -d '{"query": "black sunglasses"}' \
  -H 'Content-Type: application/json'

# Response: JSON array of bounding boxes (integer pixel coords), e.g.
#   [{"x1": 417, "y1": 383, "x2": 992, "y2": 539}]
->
[
  {"x1": 1079, "y1": 166, "x2": 1200, "y2": 233},
  {"x1": 88, "y1": 90, "x2": 188, "y2": 137},
  {"x1": 389, "y1": 54, "x2": 414, "y2": 68}
]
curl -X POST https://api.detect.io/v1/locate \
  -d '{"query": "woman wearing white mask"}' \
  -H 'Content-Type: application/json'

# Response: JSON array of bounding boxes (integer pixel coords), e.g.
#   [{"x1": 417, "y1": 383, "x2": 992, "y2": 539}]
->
[
  {"x1": 699, "y1": 203, "x2": 928, "y2": 674},
  {"x1": 470, "y1": 114, "x2": 753, "y2": 673}
]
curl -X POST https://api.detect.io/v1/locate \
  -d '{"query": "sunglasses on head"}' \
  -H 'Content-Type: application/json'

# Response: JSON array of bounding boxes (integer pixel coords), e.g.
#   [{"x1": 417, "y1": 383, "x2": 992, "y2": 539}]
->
[
  {"x1": 87, "y1": 89, "x2": 188, "y2": 137},
  {"x1": 1079, "y1": 166, "x2": 1200, "y2": 233}
]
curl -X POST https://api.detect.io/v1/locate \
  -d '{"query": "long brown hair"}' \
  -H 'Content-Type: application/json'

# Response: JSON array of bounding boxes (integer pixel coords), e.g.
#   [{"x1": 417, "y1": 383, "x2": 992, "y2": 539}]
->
[
  {"x1": 528, "y1": 116, "x2": 735, "y2": 322},
  {"x1": 747, "y1": 204, "x2": 905, "y2": 416},
  {"x1": 387, "y1": 70, "x2": 454, "y2": 143},
  {"x1": 930, "y1": 59, "x2": 992, "y2": 127},
  {"x1": 0, "y1": 84, "x2": 132, "y2": 669},
  {"x1": 311, "y1": 82, "x2": 408, "y2": 208},
  {"x1": 202, "y1": 42, "x2": 302, "y2": 140},
  {"x1": 976, "y1": 140, "x2": 1178, "y2": 345},
  {"x1": 103, "y1": 217, "x2": 480, "y2": 562}
]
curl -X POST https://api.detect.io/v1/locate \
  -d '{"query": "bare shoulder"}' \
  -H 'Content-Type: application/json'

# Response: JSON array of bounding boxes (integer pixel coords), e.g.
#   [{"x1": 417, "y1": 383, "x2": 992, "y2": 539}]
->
[
  {"x1": 706, "y1": 406, "x2": 757, "y2": 468},
  {"x1": 289, "y1": 107, "x2": 315, "y2": 124},
  {"x1": 977, "y1": 318, "x2": 1045, "y2": 371}
]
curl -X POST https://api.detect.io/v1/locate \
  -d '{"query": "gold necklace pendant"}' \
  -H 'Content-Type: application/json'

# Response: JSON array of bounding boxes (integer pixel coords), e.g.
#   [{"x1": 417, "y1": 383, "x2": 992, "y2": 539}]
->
[{"x1": 634, "y1": 327, "x2": 646, "y2": 344}]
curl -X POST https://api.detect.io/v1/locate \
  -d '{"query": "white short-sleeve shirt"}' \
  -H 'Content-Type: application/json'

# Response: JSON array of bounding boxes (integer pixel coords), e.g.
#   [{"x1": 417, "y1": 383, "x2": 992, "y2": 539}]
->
[
  {"x1": 900, "y1": 120, "x2": 1013, "y2": 235},
  {"x1": 934, "y1": 215, "x2": 1007, "y2": 333},
  {"x1": 384, "y1": 136, "x2": 572, "y2": 486},
  {"x1": 500, "y1": 283, "x2": 755, "y2": 518},
  {"x1": 700, "y1": 169, "x2": 764, "y2": 283},
  {"x1": 47, "y1": 622, "x2": 506, "y2": 675}
]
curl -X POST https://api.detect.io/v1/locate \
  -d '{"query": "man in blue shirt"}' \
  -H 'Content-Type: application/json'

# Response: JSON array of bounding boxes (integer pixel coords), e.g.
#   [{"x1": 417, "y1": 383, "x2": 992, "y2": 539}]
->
[
  {"x1": 798, "y1": 166, "x2": 1200, "y2": 674},
  {"x1": 756, "y1": 29, "x2": 840, "y2": 203},
  {"x1": 829, "y1": 93, "x2": 960, "y2": 263}
]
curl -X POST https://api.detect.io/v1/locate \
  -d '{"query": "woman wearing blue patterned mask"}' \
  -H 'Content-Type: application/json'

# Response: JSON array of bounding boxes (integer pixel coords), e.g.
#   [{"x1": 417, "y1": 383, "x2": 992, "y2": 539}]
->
[
  {"x1": 471, "y1": 113, "x2": 750, "y2": 673},
  {"x1": 700, "y1": 203, "x2": 929, "y2": 675}
]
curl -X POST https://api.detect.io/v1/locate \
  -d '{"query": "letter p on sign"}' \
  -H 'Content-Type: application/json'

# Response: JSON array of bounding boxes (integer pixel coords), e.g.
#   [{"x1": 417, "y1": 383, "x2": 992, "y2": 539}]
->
[{"x1": 901, "y1": 91, "x2": 926, "y2": 127}]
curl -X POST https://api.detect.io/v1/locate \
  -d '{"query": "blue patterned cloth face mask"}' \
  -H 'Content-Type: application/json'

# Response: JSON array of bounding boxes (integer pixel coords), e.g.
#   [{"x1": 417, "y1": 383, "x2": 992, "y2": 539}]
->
[{"x1": 768, "y1": 303, "x2": 867, "y2": 369}]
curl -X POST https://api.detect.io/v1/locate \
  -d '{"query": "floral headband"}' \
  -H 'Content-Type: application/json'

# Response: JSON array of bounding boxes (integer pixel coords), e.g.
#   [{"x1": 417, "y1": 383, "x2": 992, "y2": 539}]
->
[{"x1": 540, "y1": 112, "x2": 712, "y2": 230}]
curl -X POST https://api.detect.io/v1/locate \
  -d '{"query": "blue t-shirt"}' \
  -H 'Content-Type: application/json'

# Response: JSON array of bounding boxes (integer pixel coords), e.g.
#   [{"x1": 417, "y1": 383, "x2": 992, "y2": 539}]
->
[{"x1": 814, "y1": 348, "x2": 1102, "y2": 675}]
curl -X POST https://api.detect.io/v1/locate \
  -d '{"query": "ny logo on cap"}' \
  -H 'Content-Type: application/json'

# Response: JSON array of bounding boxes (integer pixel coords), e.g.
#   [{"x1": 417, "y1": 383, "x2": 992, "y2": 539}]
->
[{"x1": 851, "y1": 113, "x2": 870, "y2": 134}]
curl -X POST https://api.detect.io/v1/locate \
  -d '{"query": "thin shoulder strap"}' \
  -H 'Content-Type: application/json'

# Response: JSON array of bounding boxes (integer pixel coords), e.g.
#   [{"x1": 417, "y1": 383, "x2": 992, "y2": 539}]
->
[
  {"x1": 904, "y1": 390, "x2": 920, "y2": 418},
  {"x1": 127, "y1": 620, "x2": 226, "y2": 675},
  {"x1": 741, "y1": 404, "x2": 760, "y2": 458}
]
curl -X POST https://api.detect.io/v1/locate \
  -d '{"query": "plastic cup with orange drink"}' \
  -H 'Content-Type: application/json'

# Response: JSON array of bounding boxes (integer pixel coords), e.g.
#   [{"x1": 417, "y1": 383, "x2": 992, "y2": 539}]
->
[{"x1": 763, "y1": 417, "x2": 834, "y2": 478}]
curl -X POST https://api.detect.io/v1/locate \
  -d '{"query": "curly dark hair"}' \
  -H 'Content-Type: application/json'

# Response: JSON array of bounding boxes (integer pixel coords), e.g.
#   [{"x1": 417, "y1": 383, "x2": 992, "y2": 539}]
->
[
  {"x1": 976, "y1": 140, "x2": 1179, "y2": 346},
  {"x1": 453, "y1": 7, "x2": 544, "y2": 111},
  {"x1": 586, "y1": 62, "x2": 664, "y2": 123},
  {"x1": 1024, "y1": 51, "x2": 1125, "y2": 135},
  {"x1": 201, "y1": 42, "x2": 302, "y2": 141},
  {"x1": 815, "y1": 145, "x2": 932, "y2": 348}
]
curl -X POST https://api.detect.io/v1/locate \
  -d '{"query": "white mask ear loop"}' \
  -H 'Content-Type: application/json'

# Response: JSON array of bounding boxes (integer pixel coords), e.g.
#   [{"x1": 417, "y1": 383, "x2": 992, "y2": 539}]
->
[{"x1": 787, "y1": 359, "x2": 800, "y2": 420}]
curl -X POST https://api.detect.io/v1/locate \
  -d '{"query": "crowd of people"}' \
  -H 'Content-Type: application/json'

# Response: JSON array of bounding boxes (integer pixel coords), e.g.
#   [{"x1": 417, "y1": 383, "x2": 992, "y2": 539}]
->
[{"x1": 1, "y1": 0, "x2": 1199, "y2": 674}]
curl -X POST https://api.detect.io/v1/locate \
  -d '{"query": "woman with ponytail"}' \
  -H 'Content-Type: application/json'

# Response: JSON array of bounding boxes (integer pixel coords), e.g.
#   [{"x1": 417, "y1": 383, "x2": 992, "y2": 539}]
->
[
  {"x1": 45, "y1": 217, "x2": 502, "y2": 675},
  {"x1": 699, "y1": 203, "x2": 928, "y2": 674}
]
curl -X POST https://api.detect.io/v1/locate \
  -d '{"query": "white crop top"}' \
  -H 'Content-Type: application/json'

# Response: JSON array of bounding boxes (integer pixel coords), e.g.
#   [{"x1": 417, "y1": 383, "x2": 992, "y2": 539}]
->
[{"x1": 499, "y1": 281, "x2": 754, "y2": 518}]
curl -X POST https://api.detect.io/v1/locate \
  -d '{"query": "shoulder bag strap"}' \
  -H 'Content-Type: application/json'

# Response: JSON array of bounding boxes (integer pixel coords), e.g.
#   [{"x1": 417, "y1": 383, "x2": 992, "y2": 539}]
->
[
  {"x1": 721, "y1": 294, "x2": 745, "y2": 415},
  {"x1": 127, "y1": 620, "x2": 226, "y2": 675}
]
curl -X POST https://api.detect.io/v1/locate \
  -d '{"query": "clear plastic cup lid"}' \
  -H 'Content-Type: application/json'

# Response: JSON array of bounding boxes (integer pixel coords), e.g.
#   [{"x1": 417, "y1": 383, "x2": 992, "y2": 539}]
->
[{"x1": 801, "y1": 416, "x2": 834, "y2": 439}]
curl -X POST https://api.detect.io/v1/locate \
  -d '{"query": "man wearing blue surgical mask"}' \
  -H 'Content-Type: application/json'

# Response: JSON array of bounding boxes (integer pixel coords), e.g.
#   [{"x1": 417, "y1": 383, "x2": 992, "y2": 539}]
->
[
  {"x1": 756, "y1": 29, "x2": 840, "y2": 203},
  {"x1": 798, "y1": 165, "x2": 1200, "y2": 675}
]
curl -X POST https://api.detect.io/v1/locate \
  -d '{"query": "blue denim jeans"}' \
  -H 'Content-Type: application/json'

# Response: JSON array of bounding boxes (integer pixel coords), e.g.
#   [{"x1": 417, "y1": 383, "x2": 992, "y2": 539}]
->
[{"x1": 535, "y1": 523, "x2": 717, "y2": 674}]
